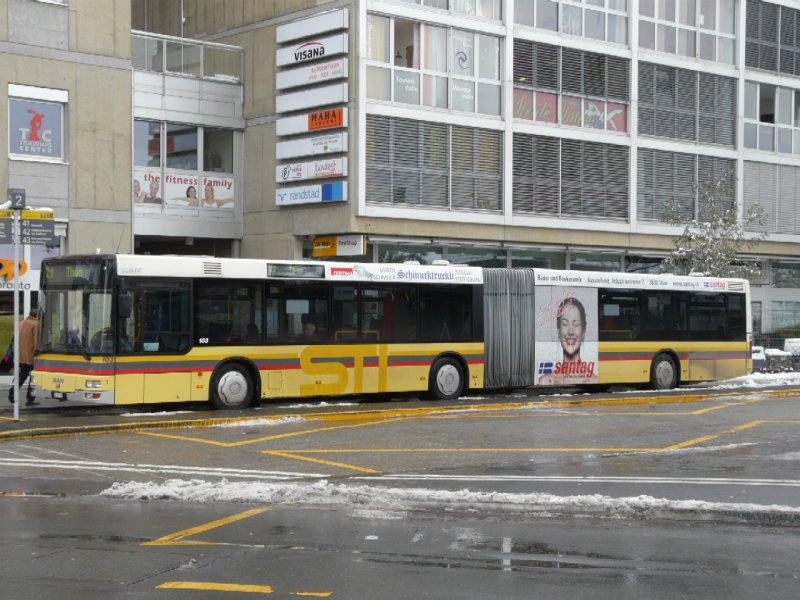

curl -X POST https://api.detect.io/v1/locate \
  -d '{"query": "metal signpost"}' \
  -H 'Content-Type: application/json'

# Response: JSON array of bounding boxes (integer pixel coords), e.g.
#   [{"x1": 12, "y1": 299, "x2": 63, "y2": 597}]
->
[
  {"x1": 4, "y1": 188, "x2": 55, "y2": 422},
  {"x1": 8, "y1": 188, "x2": 25, "y2": 422}
]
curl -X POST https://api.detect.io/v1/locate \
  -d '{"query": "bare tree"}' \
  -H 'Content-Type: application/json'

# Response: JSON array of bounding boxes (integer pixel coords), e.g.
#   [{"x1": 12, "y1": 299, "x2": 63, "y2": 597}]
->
[{"x1": 661, "y1": 169, "x2": 766, "y2": 279}]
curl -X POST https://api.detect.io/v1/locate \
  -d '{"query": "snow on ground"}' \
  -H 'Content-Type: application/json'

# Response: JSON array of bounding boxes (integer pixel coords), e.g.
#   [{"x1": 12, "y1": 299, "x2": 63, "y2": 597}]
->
[
  {"x1": 209, "y1": 416, "x2": 307, "y2": 428},
  {"x1": 529, "y1": 371, "x2": 800, "y2": 397},
  {"x1": 271, "y1": 402, "x2": 360, "y2": 409},
  {"x1": 119, "y1": 411, "x2": 195, "y2": 417},
  {"x1": 689, "y1": 371, "x2": 800, "y2": 389},
  {"x1": 100, "y1": 478, "x2": 800, "y2": 519}
]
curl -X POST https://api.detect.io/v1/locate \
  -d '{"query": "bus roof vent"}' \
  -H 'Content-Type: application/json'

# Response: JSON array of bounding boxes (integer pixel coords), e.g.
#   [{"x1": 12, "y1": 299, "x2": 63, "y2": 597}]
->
[
  {"x1": 203, "y1": 261, "x2": 223, "y2": 276},
  {"x1": 728, "y1": 281, "x2": 746, "y2": 293},
  {"x1": 432, "y1": 259, "x2": 450, "y2": 266}
]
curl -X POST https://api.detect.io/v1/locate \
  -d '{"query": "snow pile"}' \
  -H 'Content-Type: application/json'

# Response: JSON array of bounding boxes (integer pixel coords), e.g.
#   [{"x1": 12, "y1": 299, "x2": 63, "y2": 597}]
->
[
  {"x1": 209, "y1": 416, "x2": 307, "y2": 428},
  {"x1": 120, "y1": 411, "x2": 194, "y2": 417},
  {"x1": 689, "y1": 371, "x2": 800, "y2": 389},
  {"x1": 100, "y1": 478, "x2": 800, "y2": 519},
  {"x1": 764, "y1": 348, "x2": 792, "y2": 357}
]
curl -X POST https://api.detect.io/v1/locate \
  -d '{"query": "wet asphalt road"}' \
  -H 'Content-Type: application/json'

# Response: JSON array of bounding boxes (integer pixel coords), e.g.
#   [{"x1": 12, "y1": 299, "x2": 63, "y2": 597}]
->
[{"x1": 1, "y1": 385, "x2": 799, "y2": 598}]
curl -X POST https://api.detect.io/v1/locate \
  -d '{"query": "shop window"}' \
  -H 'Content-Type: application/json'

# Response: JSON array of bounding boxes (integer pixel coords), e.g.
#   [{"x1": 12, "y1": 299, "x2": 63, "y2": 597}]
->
[
  {"x1": 204, "y1": 128, "x2": 233, "y2": 173},
  {"x1": 166, "y1": 124, "x2": 197, "y2": 171}
]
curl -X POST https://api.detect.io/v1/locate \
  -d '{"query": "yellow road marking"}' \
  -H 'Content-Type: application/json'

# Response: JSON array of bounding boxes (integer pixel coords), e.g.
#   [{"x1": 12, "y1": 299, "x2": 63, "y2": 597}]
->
[
  {"x1": 689, "y1": 397, "x2": 767, "y2": 414},
  {"x1": 660, "y1": 420, "x2": 767, "y2": 450},
  {"x1": 3, "y1": 388, "x2": 798, "y2": 443},
  {"x1": 137, "y1": 417, "x2": 410, "y2": 447},
  {"x1": 264, "y1": 450, "x2": 382, "y2": 474},
  {"x1": 143, "y1": 507, "x2": 268, "y2": 546},
  {"x1": 291, "y1": 593, "x2": 332, "y2": 597},
  {"x1": 133, "y1": 396, "x2": 770, "y2": 448},
  {"x1": 157, "y1": 581, "x2": 272, "y2": 593},
  {"x1": 275, "y1": 447, "x2": 657, "y2": 454}
]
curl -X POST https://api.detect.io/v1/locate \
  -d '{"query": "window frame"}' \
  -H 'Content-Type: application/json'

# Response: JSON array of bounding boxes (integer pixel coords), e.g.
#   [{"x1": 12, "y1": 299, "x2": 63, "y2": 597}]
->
[
  {"x1": 366, "y1": 14, "x2": 502, "y2": 116},
  {"x1": 640, "y1": 0, "x2": 736, "y2": 64}
]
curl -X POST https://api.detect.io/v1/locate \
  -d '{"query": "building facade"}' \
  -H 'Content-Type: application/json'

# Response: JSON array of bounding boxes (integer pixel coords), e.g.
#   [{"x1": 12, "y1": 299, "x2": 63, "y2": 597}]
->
[
  {"x1": 0, "y1": 0, "x2": 132, "y2": 320},
  {"x1": 3, "y1": 0, "x2": 800, "y2": 343}
]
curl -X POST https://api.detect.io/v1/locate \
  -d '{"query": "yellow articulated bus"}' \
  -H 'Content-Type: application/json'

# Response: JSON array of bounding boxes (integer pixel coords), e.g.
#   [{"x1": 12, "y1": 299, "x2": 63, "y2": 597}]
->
[{"x1": 33, "y1": 255, "x2": 751, "y2": 408}]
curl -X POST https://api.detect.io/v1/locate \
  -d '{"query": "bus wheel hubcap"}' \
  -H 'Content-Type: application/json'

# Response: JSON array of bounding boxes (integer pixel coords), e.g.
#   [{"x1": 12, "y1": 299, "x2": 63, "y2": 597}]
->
[
  {"x1": 656, "y1": 361, "x2": 673, "y2": 387},
  {"x1": 218, "y1": 371, "x2": 248, "y2": 405},
  {"x1": 436, "y1": 364, "x2": 460, "y2": 396}
]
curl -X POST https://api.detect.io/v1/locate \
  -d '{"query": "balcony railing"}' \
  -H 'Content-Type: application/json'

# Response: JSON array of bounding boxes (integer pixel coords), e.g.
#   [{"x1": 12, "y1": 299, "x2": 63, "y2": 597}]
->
[{"x1": 132, "y1": 31, "x2": 243, "y2": 83}]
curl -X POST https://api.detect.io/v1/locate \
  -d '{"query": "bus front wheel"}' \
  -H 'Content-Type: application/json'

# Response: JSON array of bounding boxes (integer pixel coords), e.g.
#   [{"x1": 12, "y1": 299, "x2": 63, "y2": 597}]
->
[
  {"x1": 650, "y1": 354, "x2": 678, "y2": 390},
  {"x1": 428, "y1": 357, "x2": 464, "y2": 401},
  {"x1": 210, "y1": 363, "x2": 254, "y2": 410}
]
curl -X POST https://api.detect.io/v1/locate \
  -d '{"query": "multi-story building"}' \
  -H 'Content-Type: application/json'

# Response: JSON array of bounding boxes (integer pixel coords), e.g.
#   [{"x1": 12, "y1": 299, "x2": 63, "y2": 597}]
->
[{"x1": 3, "y1": 0, "x2": 800, "y2": 343}]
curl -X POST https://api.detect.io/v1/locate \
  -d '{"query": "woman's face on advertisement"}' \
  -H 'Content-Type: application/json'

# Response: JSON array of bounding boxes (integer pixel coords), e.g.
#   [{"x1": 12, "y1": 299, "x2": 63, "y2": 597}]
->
[{"x1": 558, "y1": 303, "x2": 585, "y2": 359}]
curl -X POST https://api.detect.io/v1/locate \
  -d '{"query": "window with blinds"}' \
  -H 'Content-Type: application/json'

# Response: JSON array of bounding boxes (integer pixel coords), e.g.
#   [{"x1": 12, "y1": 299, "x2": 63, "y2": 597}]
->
[
  {"x1": 366, "y1": 114, "x2": 503, "y2": 212},
  {"x1": 745, "y1": 0, "x2": 800, "y2": 75},
  {"x1": 638, "y1": 149, "x2": 735, "y2": 222},
  {"x1": 513, "y1": 39, "x2": 629, "y2": 132},
  {"x1": 638, "y1": 63, "x2": 735, "y2": 146},
  {"x1": 744, "y1": 161, "x2": 800, "y2": 235},
  {"x1": 513, "y1": 133, "x2": 629, "y2": 220}
]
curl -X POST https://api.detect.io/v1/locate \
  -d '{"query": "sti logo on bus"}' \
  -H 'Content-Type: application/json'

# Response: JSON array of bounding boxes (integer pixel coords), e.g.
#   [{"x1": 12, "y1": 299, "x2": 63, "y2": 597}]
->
[
  {"x1": 704, "y1": 281, "x2": 726, "y2": 289},
  {"x1": 300, "y1": 346, "x2": 386, "y2": 395},
  {"x1": 294, "y1": 41, "x2": 325, "y2": 61}
]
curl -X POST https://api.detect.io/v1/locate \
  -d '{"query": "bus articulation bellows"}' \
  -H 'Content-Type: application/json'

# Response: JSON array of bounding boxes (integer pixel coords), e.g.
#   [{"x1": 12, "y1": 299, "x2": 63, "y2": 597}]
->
[{"x1": 33, "y1": 254, "x2": 751, "y2": 408}]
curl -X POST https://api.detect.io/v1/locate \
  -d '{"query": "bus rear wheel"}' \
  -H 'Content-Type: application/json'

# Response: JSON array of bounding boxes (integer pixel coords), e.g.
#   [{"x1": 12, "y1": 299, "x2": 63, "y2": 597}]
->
[
  {"x1": 650, "y1": 354, "x2": 678, "y2": 390},
  {"x1": 428, "y1": 357, "x2": 464, "y2": 401},
  {"x1": 210, "y1": 363, "x2": 254, "y2": 410}
]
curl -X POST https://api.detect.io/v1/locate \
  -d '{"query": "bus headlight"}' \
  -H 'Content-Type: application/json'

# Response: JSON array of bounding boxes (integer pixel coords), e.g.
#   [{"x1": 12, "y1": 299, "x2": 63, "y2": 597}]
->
[{"x1": 85, "y1": 380, "x2": 102, "y2": 389}]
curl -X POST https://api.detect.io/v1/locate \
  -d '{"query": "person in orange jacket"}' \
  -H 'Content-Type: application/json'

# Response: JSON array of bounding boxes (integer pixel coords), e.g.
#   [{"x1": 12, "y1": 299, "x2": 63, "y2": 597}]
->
[{"x1": 8, "y1": 308, "x2": 38, "y2": 405}]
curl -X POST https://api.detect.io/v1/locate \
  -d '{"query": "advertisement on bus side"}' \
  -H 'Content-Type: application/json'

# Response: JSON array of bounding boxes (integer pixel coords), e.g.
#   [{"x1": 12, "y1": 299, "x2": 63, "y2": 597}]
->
[{"x1": 535, "y1": 286, "x2": 599, "y2": 386}]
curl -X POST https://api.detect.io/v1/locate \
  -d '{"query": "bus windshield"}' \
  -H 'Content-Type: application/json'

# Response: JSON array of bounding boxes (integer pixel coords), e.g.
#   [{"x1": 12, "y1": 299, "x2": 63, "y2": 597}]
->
[{"x1": 38, "y1": 258, "x2": 114, "y2": 357}]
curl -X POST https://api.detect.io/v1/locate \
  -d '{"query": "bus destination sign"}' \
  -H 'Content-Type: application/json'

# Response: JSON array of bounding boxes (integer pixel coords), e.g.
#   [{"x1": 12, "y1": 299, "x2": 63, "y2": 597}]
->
[{"x1": 267, "y1": 263, "x2": 325, "y2": 279}]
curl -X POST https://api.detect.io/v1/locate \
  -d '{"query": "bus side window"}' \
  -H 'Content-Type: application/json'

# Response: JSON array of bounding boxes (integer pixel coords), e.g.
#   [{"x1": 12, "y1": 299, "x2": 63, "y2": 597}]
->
[
  {"x1": 195, "y1": 280, "x2": 263, "y2": 346},
  {"x1": 726, "y1": 294, "x2": 746, "y2": 340},
  {"x1": 599, "y1": 291, "x2": 640, "y2": 341},
  {"x1": 126, "y1": 282, "x2": 191, "y2": 352},
  {"x1": 267, "y1": 281, "x2": 329, "y2": 344},
  {"x1": 419, "y1": 285, "x2": 471, "y2": 343}
]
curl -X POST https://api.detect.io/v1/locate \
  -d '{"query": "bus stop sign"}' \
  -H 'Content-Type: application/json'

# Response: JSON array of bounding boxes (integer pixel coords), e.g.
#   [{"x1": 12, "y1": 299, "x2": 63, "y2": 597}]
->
[
  {"x1": 20, "y1": 210, "x2": 55, "y2": 245},
  {"x1": 7, "y1": 188, "x2": 25, "y2": 210}
]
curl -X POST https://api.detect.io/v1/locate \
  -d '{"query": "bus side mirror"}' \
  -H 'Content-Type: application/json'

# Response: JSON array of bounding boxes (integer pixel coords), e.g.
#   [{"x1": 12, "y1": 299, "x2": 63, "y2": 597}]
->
[{"x1": 118, "y1": 295, "x2": 132, "y2": 319}]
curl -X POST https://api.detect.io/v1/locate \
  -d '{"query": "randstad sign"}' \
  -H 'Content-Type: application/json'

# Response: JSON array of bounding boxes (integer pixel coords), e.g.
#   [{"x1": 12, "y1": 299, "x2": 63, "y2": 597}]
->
[{"x1": 275, "y1": 182, "x2": 347, "y2": 206}]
